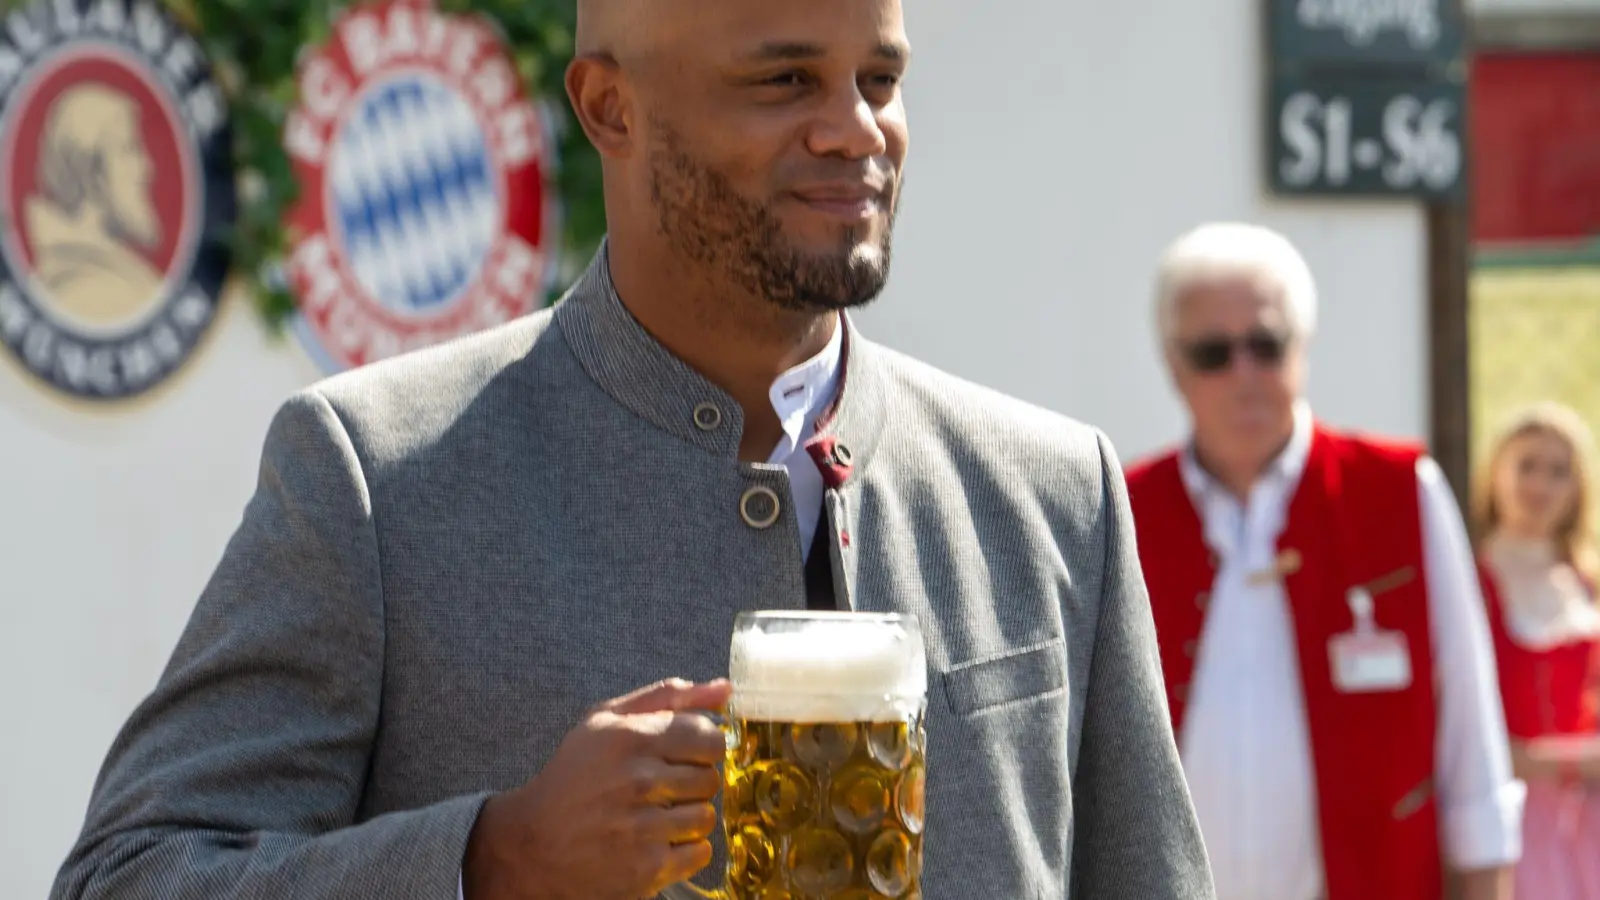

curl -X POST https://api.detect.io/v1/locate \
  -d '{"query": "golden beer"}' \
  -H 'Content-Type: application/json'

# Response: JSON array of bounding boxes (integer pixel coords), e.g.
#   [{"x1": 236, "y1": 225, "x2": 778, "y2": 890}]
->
[{"x1": 719, "y1": 612, "x2": 927, "y2": 900}]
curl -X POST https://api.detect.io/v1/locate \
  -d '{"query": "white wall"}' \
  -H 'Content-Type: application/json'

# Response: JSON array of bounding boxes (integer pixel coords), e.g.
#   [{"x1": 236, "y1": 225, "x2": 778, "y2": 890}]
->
[
  {"x1": 0, "y1": 0, "x2": 1428, "y2": 896},
  {"x1": 860, "y1": 0, "x2": 1427, "y2": 461},
  {"x1": 1470, "y1": 0, "x2": 1600, "y2": 12},
  {"x1": 0, "y1": 294, "x2": 323, "y2": 899}
]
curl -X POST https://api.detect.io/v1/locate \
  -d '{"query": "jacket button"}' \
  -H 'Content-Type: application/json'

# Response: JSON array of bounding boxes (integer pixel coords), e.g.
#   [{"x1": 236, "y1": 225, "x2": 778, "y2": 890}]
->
[
  {"x1": 693, "y1": 402, "x2": 722, "y2": 431},
  {"x1": 740, "y1": 486, "x2": 781, "y2": 529}
]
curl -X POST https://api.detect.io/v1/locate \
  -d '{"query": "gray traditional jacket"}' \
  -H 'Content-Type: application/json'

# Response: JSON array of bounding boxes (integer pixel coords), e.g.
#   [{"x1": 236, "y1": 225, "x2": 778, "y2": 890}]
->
[{"x1": 52, "y1": 248, "x2": 1213, "y2": 900}]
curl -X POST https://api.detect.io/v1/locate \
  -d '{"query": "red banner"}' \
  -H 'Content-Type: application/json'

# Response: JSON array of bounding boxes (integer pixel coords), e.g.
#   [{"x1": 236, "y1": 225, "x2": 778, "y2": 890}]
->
[{"x1": 1472, "y1": 53, "x2": 1600, "y2": 245}]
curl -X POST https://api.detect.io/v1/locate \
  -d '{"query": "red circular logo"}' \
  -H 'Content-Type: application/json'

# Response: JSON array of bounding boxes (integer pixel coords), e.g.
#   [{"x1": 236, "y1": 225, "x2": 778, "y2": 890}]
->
[
  {"x1": 0, "y1": 2, "x2": 235, "y2": 404},
  {"x1": 2, "y1": 46, "x2": 198, "y2": 333},
  {"x1": 282, "y1": 0, "x2": 559, "y2": 372}
]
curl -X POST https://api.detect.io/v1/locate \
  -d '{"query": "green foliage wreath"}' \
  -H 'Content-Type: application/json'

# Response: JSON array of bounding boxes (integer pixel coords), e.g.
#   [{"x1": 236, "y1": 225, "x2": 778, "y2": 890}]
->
[{"x1": 179, "y1": 0, "x2": 604, "y2": 329}]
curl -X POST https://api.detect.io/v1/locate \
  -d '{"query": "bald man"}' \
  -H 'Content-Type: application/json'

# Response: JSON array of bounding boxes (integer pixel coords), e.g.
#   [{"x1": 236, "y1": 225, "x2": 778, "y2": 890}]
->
[{"x1": 50, "y1": 2, "x2": 1213, "y2": 899}]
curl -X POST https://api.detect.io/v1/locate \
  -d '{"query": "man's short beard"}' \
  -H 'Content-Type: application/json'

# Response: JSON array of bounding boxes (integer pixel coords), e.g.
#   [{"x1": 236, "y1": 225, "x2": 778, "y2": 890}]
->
[{"x1": 646, "y1": 121, "x2": 894, "y2": 313}]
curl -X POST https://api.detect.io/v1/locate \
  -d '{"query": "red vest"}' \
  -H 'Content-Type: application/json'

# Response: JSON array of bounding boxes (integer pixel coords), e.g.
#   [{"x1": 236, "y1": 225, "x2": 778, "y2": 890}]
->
[{"x1": 1126, "y1": 426, "x2": 1442, "y2": 900}]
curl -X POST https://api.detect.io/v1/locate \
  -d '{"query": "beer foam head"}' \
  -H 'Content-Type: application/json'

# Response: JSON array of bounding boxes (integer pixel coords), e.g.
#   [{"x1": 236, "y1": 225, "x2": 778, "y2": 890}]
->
[{"x1": 729, "y1": 614, "x2": 927, "y2": 722}]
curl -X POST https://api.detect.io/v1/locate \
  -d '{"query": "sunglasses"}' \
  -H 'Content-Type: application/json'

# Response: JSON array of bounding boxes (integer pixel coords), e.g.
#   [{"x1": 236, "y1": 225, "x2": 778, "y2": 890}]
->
[{"x1": 1176, "y1": 330, "x2": 1291, "y2": 374}]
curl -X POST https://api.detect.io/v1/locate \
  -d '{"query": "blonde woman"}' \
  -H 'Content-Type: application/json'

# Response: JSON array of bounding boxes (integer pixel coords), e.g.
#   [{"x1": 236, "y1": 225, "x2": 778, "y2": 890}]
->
[{"x1": 1475, "y1": 402, "x2": 1600, "y2": 899}]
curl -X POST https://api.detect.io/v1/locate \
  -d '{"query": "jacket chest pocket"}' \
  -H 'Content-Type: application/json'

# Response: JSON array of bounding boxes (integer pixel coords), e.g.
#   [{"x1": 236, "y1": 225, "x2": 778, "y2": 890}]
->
[{"x1": 940, "y1": 638, "x2": 1068, "y2": 715}]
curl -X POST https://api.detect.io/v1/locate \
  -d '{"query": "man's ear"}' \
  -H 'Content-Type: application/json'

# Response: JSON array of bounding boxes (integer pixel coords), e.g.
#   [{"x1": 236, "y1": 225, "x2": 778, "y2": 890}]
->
[{"x1": 565, "y1": 56, "x2": 634, "y2": 159}]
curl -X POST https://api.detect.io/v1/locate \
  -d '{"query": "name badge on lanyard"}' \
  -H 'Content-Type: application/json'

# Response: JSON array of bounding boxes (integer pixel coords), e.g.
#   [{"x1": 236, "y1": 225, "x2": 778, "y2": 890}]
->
[{"x1": 1329, "y1": 586, "x2": 1413, "y2": 693}]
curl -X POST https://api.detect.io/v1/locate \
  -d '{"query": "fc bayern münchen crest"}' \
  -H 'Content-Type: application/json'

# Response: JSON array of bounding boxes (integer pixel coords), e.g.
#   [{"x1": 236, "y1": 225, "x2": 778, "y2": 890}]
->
[
  {"x1": 0, "y1": 0, "x2": 235, "y2": 402},
  {"x1": 282, "y1": 0, "x2": 560, "y2": 373}
]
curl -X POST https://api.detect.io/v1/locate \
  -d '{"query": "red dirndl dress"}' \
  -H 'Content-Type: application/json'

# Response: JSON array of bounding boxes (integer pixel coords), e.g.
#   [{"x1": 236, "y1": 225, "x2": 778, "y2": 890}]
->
[{"x1": 1480, "y1": 562, "x2": 1600, "y2": 900}]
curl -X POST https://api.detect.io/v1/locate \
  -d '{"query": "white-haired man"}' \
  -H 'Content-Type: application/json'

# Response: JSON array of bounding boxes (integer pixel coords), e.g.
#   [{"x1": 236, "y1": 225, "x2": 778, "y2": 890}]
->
[{"x1": 1124, "y1": 222, "x2": 1523, "y2": 900}]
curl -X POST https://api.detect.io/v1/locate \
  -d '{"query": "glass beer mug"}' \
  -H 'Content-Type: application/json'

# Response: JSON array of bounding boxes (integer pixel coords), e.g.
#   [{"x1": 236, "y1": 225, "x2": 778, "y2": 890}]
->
[{"x1": 664, "y1": 610, "x2": 928, "y2": 900}]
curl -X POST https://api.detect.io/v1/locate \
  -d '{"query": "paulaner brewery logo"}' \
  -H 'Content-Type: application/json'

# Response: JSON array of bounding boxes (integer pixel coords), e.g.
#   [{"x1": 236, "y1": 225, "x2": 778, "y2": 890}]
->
[
  {"x1": 0, "y1": 0, "x2": 234, "y2": 402},
  {"x1": 283, "y1": 0, "x2": 559, "y2": 372}
]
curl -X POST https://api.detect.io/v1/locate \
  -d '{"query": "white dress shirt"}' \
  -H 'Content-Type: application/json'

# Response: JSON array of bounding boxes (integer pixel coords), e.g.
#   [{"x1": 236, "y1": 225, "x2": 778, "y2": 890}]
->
[
  {"x1": 1482, "y1": 534, "x2": 1600, "y2": 649},
  {"x1": 762, "y1": 314, "x2": 845, "y2": 559},
  {"x1": 457, "y1": 317, "x2": 844, "y2": 898},
  {"x1": 1178, "y1": 402, "x2": 1525, "y2": 900}
]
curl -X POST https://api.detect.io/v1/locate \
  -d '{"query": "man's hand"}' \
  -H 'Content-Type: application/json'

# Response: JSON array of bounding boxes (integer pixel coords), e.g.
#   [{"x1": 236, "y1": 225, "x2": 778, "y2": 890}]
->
[{"x1": 462, "y1": 678, "x2": 733, "y2": 900}]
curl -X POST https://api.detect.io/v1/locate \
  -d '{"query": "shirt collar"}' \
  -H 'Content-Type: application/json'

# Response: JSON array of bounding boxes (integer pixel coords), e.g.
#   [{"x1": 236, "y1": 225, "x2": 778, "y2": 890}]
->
[
  {"x1": 552, "y1": 240, "x2": 886, "y2": 479},
  {"x1": 1179, "y1": 399, "x2": 1314, "y2": 504},
  {"x1": 766, "y1": 318, "x2": 844, "y2": 463}
]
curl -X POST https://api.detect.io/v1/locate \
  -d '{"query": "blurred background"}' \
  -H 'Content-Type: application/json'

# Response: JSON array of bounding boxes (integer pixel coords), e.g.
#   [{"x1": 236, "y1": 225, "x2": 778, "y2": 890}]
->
[{"x1": 0, "y1": 0, "x2": 1596, "y2": 896}]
